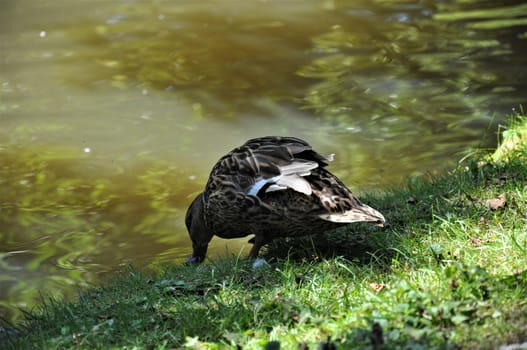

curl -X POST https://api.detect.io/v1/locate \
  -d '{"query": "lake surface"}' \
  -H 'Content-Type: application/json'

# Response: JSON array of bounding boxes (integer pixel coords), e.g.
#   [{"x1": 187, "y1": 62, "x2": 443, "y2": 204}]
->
[{"x1": 1, "y1": 0, "x2": 526, "y2": 322}]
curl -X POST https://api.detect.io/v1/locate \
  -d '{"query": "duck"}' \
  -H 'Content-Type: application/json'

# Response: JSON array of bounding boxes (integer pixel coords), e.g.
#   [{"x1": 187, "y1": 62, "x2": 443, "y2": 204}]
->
[{"x1": 185, "y1": 136, "x2": 385, "y2": 263}]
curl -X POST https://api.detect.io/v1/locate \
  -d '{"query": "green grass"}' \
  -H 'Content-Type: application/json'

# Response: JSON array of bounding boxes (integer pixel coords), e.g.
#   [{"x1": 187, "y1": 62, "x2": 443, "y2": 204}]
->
[{"x1": 2, "y1": 116, "x2": 527, "y2": 349}]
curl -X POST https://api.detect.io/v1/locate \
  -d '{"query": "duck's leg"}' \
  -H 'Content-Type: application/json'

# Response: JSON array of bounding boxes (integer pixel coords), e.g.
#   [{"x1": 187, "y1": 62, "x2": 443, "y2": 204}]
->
[
  {"x1": 248, "y1": 234, "x2": 270, "y2": 258},
  {"x1": 187, "y1": 234, "x2": 212, "y2": 264}
]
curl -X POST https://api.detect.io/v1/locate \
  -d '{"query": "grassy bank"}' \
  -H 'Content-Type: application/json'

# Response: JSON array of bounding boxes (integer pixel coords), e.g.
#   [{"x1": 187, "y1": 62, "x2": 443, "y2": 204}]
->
[{"x1": 3, "y1": 116, "x2": 527, "y2": 349}]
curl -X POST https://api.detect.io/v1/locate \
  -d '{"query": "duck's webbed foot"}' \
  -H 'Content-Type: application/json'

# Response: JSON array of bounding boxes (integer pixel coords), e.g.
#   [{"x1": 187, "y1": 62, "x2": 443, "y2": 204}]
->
[
  {"x1": 185, "y1": 244, "x2": 208, "y2": 265},
  {"x1": 185, "y1": 255, "x2": 204, "y2": 265}
]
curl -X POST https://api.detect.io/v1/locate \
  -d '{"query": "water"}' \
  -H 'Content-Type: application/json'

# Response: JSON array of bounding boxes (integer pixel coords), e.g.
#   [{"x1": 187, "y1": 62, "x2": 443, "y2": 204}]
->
[{"x1": 0, "y1": 0, "x2": 526, "y2": 322}]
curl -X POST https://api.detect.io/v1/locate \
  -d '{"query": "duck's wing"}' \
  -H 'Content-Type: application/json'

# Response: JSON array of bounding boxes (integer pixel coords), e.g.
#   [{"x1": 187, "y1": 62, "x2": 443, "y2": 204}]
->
[{"x1": 208, "y1": 136, "x2": 332, "y2": 196}]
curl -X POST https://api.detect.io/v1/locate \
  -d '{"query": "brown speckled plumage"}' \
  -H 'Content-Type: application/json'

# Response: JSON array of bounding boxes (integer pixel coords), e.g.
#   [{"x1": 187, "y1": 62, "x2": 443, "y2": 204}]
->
[{"x1": 185, "y1": 136, "x2": 385, "y2": 263}]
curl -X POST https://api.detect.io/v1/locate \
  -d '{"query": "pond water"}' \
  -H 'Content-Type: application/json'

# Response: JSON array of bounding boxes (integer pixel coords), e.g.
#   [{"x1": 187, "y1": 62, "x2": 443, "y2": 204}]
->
[{"x1": 0, "y1": 0, "x2": 526, "y2": 322}]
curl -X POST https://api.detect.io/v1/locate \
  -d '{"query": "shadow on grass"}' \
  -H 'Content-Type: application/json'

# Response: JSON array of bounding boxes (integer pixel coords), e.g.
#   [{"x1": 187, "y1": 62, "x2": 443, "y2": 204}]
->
[{"x1": 265, "y1": 156, "x2": 527, "y2": 267}]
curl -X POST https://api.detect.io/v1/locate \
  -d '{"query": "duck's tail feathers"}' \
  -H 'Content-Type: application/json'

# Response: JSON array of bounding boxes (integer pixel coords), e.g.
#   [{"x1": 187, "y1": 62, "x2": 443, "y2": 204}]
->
[{"x1": 319, "y1": 204, "x2": 385, "y2": 226}]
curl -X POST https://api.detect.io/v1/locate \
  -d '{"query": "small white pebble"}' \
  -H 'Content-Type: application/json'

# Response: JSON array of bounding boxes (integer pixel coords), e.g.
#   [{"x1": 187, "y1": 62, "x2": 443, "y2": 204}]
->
[
  {"x1": 83, "y1": 147, "x2": 91, "y2": 153},
  {"x1": 39, "y1": 31, "x2": 46, "y2": 38}
]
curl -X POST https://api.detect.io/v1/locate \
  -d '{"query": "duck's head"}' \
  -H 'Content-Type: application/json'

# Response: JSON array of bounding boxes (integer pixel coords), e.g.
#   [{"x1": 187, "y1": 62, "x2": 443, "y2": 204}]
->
[{"x1": 185, "y1": 193, "x2": 210, "y2": 264}]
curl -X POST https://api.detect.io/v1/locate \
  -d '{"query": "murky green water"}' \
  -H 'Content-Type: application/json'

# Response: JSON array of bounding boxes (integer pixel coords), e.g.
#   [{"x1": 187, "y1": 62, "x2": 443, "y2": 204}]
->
[{"x1": 0, "y1": 0, "x2": 526, "y2": 322}]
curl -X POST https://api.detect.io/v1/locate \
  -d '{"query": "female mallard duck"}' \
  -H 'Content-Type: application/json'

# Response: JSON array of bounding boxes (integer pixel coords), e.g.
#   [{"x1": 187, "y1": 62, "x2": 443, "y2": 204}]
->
[{"x1": 185, "y1": 136, "x2": 385, "y2": 263}]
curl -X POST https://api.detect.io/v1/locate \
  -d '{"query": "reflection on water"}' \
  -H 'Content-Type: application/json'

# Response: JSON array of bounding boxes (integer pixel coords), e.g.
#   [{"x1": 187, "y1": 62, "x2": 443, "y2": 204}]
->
[{"x1": 0, "y1": 0, "x2": 526, "y2": 322}]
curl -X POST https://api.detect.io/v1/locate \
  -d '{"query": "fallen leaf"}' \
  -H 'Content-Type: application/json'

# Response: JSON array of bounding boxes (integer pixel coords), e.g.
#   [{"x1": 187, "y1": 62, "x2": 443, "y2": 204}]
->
[
  {"x1": 513, "y1": 268, "x2": 525, "y2": 275},
  {"x1": 485, "y1": 193, "x2": 506, "y2": 210},
  {"x1": 471, "y1": 237, "x2": 483, "y2": 245},
  {"x1": 369, "y1": 282, "x2": 386, "y2": 292}
]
